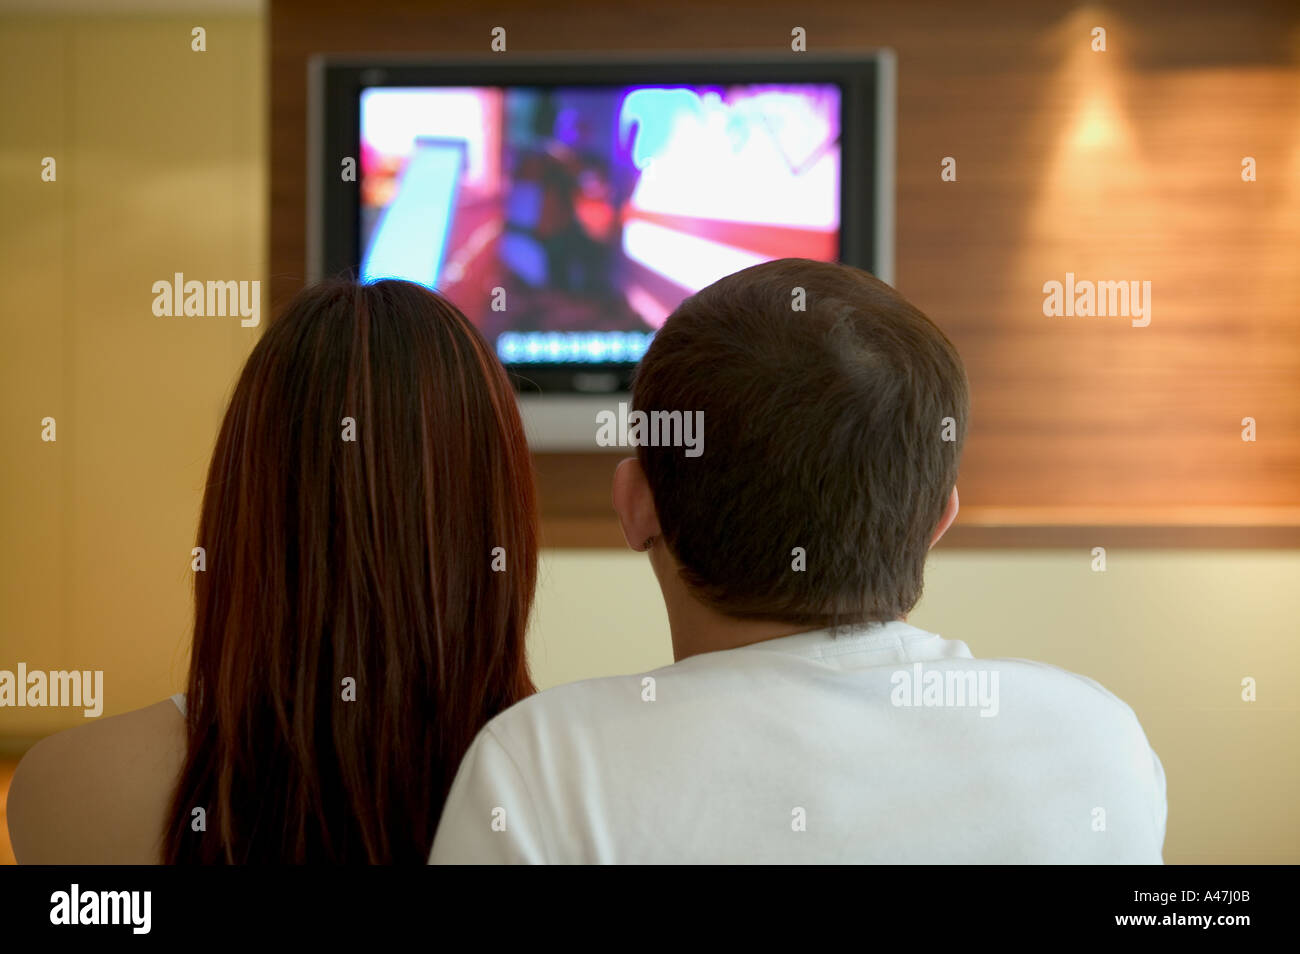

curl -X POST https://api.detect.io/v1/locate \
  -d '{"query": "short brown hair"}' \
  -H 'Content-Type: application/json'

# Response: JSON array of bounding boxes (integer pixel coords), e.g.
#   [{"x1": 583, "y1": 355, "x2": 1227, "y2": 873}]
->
[{"x1": 633, "y1": 258, "x2": 968, "y2": 627}]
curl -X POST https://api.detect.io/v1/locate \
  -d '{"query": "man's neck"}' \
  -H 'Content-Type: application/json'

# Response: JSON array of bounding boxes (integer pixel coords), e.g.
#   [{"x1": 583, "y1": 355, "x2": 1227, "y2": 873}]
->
[
  {"x1": 662, "y1": 583, "x2": 913, "y2": 662},
  {"x1": 665, "y1": 594, "x2": 816, "y2": 662}
]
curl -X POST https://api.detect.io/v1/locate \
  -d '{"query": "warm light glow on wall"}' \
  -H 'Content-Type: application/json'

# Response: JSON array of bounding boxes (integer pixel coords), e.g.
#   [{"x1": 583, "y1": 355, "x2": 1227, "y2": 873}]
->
[
  {"x1": 1027, "y1": 8, "x2": 1147, "y2": 228},
  {"x1": 1009, "y1": 6, "x2": 1300, "y2": 506},
  {"x1": 1011, "y1": 8, "x2": 1154, "y2": 502},
  {"x1": 1065, "y1": 91, "x2": 1127, "y2": 151}
]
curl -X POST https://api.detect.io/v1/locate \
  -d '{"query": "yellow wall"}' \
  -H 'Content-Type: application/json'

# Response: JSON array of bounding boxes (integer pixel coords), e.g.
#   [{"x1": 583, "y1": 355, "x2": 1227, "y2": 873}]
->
[
  {"x1": 1, "y1": 13, "x2": 1296, "y2": 865},
  {"x1": 533, "y1": 550, "x2": 1300, "y2": 865},
  {"x1": 0, "y1": 14, "x2": 265, "y2": 737}
]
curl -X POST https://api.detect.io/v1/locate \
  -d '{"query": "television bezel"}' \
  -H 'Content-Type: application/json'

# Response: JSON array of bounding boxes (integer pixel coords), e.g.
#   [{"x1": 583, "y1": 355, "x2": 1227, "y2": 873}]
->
[{"x1": 309, "y1": 50, "x2": 895, "y2": 398}]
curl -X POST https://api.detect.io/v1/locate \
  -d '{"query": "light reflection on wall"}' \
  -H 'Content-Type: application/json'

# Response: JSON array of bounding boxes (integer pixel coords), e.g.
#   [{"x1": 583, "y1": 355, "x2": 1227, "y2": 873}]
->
[{"x1": 1022, "y1": 8, "x2": 1150, "y2": 278}]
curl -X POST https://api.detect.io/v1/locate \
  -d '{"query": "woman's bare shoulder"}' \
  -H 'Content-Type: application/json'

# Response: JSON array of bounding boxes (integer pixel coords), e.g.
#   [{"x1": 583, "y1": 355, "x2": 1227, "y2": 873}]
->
[{"x1": 7, "y1": 699, "x2": 186, "y2": 864}]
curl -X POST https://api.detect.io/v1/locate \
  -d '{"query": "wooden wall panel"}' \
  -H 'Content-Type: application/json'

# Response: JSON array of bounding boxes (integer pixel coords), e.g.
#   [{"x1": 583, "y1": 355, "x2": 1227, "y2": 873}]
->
[{"x1": 269, "y1": 0, "x2": 1300, "y2": 547}]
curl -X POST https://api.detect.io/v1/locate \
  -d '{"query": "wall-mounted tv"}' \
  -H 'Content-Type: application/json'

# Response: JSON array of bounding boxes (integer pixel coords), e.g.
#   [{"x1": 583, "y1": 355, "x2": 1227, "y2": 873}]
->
[{"x1": 310, "y1": 51, "x2": 894, "y2": 446}]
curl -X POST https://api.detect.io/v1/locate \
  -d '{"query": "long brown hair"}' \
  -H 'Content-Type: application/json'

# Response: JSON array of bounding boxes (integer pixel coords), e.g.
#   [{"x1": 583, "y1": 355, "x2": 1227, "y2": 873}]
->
[{"x1": 163, "y1": 279, "x2": 538, "y2": 863}]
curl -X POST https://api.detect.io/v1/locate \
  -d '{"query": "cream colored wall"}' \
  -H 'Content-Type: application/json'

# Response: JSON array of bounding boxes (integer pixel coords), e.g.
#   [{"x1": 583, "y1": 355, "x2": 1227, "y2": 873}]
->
[
  {"x1": 533, "y1": 550, "x2": 1300, "y2": 865},
  {"x1": 0, "y1": 14, "x2": 265, "y2": 738},
  {"x1": 1, "y1": 12, "x2": 1295, "y2": 866}
]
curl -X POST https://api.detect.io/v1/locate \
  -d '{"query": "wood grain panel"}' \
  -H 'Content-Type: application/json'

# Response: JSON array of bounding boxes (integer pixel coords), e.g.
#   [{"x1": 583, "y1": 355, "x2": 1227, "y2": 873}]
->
[{"x1": 269, "y1": 0, "x2": 1300, "y2": 547}]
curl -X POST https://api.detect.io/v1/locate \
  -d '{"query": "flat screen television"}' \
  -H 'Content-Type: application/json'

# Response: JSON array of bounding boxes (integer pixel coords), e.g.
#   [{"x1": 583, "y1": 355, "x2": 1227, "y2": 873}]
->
[{"x1": 309, "y1": 51, "x2": 894, "y2": 448}]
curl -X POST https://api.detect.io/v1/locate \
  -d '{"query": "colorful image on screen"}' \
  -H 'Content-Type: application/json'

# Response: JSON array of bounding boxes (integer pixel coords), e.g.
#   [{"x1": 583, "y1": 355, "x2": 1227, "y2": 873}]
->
[{"x1": 359, "y1": 83, "x2": 841, "y2": 364}]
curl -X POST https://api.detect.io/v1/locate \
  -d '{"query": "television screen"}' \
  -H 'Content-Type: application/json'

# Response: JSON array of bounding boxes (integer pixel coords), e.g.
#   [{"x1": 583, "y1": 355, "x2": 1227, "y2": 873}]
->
[
  {"x1": 312, "y1": 53, "x2": 891, "y2": 406},
  {"x1": 357, "y1": 83, "x2": 842, "y2": 368}
]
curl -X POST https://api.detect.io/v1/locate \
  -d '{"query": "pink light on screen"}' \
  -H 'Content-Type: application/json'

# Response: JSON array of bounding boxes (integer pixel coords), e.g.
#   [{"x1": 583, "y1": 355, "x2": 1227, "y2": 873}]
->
[
  {"x1": 360, "y1": 87, "x2": 503, "y2": 196},
  {"x1": 618, "y1": 86, "x2": 840, "y2": 304},
  {"x1": 626, "y1": 87, "x2": 840, "y2": 229},
  {"x1": 624, "y1": 284, "x2": 672, "y2": 330},
  {"x1": 623, "y1": 219, "x2": 770, "y2": 305}
]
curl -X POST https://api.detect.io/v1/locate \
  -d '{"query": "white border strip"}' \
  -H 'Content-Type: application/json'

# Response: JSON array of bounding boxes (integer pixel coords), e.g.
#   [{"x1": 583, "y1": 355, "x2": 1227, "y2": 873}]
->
[{"x1": 874, "y1": 48, "x2": 897, "y2": 286}]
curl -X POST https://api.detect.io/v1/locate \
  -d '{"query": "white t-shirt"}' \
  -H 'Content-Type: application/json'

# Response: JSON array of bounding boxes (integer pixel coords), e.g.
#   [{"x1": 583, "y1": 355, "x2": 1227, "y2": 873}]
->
[{"x1": 430, "y1": 620, "x2": 1167, "y2": 864}]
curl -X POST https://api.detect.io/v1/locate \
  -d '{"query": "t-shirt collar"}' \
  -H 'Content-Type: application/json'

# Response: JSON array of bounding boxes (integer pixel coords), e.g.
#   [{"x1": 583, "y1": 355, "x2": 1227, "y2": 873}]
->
[{"x1": 731, "y1": 618, "x2": 968, "y2": 665}]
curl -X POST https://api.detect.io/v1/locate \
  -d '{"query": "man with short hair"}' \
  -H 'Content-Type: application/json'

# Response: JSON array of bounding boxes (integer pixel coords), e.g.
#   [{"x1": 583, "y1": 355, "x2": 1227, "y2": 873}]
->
[{"x1": 430, "y1": 258, "x2": 1167, "y2": 864}]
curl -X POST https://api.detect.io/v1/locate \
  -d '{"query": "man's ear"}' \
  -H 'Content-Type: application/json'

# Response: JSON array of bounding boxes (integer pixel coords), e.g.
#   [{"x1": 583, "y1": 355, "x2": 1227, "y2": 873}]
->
[
  {"x1": 612, "y1": 457, "x2": 662, "y2": 552},
  {"x1": 929, "y1": 486, "x2": 960, "y2": 549}
]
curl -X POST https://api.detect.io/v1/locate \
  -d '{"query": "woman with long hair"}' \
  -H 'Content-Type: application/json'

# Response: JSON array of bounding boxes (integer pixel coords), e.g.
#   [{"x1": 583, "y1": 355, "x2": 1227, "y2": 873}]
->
[{"x1": 8, "y1": 279, "x2": 538, "y2": 863}]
